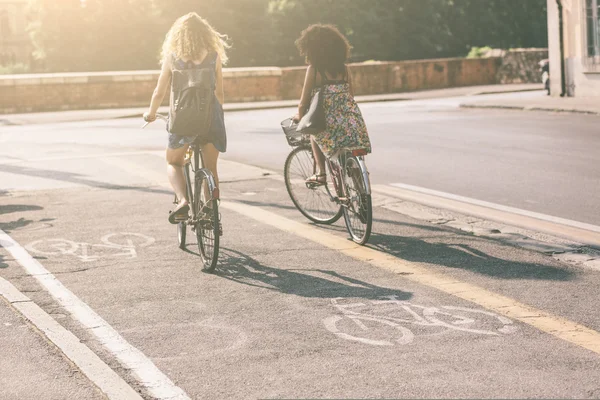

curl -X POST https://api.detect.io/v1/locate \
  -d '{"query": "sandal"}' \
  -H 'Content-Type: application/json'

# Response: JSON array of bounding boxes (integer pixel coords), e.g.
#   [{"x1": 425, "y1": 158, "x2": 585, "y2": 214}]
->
[
  {"x1": 168, "y1": 203, "x2": 190, "y2": 224},
  {"x1": 305, "y1": 173, "x2": 326, "y2": 185}
]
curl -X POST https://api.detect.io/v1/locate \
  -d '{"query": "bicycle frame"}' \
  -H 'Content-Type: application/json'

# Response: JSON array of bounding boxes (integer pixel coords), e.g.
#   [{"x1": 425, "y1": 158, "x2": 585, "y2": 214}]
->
[
  {"x1": 180, "y1": 143, "x2": 219, "y2": 225},
  {"x1": 325, "y1": 151, "x2": 371, "y2": 206}
]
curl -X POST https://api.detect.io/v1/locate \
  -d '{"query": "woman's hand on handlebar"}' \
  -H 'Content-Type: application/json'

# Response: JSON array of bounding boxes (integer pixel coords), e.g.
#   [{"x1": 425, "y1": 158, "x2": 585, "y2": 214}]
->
[{"x1": 143, "y1": 112, "x2": 157, "y2": 123}]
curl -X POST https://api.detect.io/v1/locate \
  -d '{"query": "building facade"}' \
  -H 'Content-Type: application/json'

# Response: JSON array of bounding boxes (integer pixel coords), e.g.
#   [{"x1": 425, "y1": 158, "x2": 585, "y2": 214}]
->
[
  {"x1": 547, "y1": 0, "x2": 600, "y2": 96},
  {"x1": 0, "y1": 0, "x2": 32, "y2": 67}
]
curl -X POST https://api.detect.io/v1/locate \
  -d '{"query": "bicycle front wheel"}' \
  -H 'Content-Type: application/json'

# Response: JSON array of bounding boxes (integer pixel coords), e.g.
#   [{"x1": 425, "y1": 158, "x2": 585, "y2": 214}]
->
[
  {"x1": 194, "y1": 170, "x2": 220, "y2": 272},
  {"x1": 342, "y1": 155, "x2": 372, "y2": 245},
  {"x1": 284, "y1": 146, "x2": 342, "y2": 224}
]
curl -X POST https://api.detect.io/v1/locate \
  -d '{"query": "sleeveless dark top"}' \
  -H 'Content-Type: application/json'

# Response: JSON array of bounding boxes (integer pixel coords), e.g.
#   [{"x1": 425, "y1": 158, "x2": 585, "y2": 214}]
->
[{"x1": 169, "y1": 52, "x2": 227, "y2": 153}]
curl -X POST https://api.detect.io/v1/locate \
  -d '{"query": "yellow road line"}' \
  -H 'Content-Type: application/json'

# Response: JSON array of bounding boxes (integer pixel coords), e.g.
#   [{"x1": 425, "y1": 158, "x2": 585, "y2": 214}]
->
[{"x1": 222, "y1": 200, "x2": 600, "y2": 356}]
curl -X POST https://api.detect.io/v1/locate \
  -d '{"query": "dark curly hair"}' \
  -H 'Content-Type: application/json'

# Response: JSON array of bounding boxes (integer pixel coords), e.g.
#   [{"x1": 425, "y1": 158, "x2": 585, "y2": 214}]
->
[{"x1": 295, "y1": 24, "x2": 351, "y2": 76}]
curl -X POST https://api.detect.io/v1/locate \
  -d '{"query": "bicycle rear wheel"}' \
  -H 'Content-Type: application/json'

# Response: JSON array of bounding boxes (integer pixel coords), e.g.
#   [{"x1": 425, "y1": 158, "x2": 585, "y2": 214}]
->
[
  {"x1": 194, "y1": 170, "x2": 220, "y2": 272},
  {"x1": 284, "y1": 145, "x2": 342, "y2": 224},
  {"x1": 342, "y1": 155, "x2": 372, "y2": 245}
]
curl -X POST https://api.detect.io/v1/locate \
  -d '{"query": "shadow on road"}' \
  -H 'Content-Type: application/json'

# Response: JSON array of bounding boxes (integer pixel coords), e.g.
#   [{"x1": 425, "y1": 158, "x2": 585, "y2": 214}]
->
[
  {"x1": 0, "y1": 217, "x2": 36, "y2": 233},
  {"x1": 0, "y1": 204, "x2": 43, "y2": 216},
  {"x1": 229, "y1": 196, "x2": 574, "y2": 282},
  {"x1": 234, "y1": 199, "x2": 299, "y2": 212},
  {"x1": 214, "y1": 247, "x2": 413, "y2": 300},
  {"x1": 0, "y1": 203, "x2": 54, "y2": 234},
  {"x1": 0, "y1": 164, "x2": 171, "y2": 196},
  {"x1": 0, "y1": 254, "x2": 8, "y2": 268},
  {"x1": 369, "y1": 230, "x2": 575, "y2": 281}
]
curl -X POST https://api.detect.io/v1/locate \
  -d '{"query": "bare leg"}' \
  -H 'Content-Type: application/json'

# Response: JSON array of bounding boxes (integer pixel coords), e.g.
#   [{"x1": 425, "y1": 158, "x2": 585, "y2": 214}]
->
[
  {"x1": 166, "y1": 145, "x2": 189, "y2": 206},
  {"x1": 311, "y1": 136, "x2": 327, "y2": 175},
  {"x1": 200, "y1": 142, "x2": 220, "y2": 198}
]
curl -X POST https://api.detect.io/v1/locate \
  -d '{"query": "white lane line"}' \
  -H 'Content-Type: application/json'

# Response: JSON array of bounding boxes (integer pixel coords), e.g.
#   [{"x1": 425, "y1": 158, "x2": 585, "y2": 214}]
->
[
  {"x1": 389, "y1": 183, "x2": 600, "y2": 233},
  {"x1": 375, "y1": 183, "x2": 600, "y2": 247},
  {"x1": 0, "y1": 277, "x2": 142, "y2": 400},
  {"x1": 0, "y1": 229, "x2": 190, "y2": 400}
]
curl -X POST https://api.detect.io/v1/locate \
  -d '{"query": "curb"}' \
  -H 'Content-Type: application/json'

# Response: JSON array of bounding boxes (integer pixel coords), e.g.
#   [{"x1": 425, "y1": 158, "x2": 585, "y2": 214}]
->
[
  {"x1": 115, "y1": 88, "x2": 540, "y2": 120},
  {"x1": 460, "y1": 103, "x2": 600, "y2": 116},
  {"x1": 0, "y1": 85, "x2": 544, "y2": 125},
  {"x1": 470, "y1": 87, "x2": 544, "y2": 96}
]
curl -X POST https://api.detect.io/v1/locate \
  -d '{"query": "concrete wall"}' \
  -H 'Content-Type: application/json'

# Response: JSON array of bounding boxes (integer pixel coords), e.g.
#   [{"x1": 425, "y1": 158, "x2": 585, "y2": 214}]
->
[{"x1": 0, "y1": 57, "x2": 501, "y2": 114}]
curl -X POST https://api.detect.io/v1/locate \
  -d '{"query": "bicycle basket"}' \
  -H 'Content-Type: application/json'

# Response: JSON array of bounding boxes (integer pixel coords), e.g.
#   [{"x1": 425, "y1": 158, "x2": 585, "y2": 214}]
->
[{"x1": 280, "y1": 118, "x2": 308, "y2": 146}]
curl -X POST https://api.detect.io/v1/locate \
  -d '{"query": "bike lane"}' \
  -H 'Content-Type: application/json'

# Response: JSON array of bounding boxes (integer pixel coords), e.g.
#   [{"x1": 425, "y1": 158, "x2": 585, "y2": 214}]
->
[{"x1": 1, "y1": 177, "x2": 600, "y2": 399}]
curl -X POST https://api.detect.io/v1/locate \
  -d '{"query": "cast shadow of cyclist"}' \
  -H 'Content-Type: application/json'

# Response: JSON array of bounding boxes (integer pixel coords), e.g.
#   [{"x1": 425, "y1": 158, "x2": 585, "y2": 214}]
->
[
  {"x1": 0, "y1": 205, "x2": 53, "y2": 234},
  {"x1": 368, "y1": 225, "x2": 575, "y2": 281},
  {"x1": 211, "y1": 247, "x2": 413, "y2": 301}
]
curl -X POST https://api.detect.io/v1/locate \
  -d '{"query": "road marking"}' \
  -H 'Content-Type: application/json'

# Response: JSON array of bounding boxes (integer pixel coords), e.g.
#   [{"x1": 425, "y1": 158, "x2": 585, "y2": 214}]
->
[
  {"x1": 0, "y1": 277, "x2": 143, "y2": 400},
  {"x1": 25, "y1": 233, "x2": 155, "y2": 262},
  {"x1": 221, "y1": 200, "x2": 600, "y2": 356},
  {"x1": 323, "y1": 296, "x2": 516, "y2": 346},
  {"x1": 0, "y1": 229, "x2": 190, "y2": 400},
  {"x1": 373, "y1": 183, "x2": 600, "y2": 247}
]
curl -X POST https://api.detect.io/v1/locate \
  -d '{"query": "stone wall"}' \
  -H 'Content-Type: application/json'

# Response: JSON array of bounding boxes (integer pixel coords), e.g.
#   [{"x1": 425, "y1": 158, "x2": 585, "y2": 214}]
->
[
  {"x1": 0, "y1": 57, "x2": 502, "y2": 114},
  {"x1": 495, "y1": 48, "x2": 549, "y2": 84}
]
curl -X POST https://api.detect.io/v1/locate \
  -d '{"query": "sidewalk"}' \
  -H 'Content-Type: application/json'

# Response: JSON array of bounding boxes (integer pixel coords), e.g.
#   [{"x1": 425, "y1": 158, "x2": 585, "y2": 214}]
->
[
  {"x1": 0, "y1": 83, "x2": 541, "y2": 126},
  {"x1": 461, "y1": 91, "x2": 600, "y2": 115},
  {"x1": 0, "y1": 296, "x2": 106, "y2": 399}
]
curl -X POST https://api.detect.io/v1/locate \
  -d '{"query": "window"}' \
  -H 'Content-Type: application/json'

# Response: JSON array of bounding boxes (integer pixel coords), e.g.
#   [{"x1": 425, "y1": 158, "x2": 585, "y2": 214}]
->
[{"x1": 585, "y1": 0, "x2": 600, "y2": 70}]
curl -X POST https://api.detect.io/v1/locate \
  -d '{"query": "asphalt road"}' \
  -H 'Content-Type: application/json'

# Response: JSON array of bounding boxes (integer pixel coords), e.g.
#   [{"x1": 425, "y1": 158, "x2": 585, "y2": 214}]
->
[
  {"x1": 223, "y1": 91, "x2": 600, "y2": 226},
  {"x1": 1, "y1": 92, "x2": 600, "y2": 399}
]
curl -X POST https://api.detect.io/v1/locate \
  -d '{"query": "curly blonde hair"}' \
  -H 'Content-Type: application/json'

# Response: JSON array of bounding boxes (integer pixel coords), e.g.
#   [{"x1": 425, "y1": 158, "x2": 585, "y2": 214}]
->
[{"x1": 161, "y1": 12, "x2": 230, "y2": 65}]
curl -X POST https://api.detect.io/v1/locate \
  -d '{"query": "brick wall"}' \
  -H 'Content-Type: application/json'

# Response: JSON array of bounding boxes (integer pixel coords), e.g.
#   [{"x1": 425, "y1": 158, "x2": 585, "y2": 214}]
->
[{"x1": 0, "y1": 57, "x2": 502, "y2": 114}]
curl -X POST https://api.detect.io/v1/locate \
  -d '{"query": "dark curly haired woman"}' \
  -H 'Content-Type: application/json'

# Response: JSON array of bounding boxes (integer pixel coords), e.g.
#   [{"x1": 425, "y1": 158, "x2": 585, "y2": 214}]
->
[{"x1": 292, "y1": 24, "x2": 371, "y2": 184}]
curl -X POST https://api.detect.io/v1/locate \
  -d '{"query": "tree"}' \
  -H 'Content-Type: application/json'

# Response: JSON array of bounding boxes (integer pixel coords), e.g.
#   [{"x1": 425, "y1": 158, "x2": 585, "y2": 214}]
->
[
  {"x1": 25, "y1": 0, "x2": 548, "y2": 72},
  {"x1": 29, "y1": 0, "x2": 163, "y2": 72}
]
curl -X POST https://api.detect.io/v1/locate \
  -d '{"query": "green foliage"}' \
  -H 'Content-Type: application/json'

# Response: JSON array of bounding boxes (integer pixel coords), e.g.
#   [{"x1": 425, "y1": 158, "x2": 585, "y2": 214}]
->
[
  {"x1": 29, "y1": 0, "x2": 164, "y2": 72},
  {"x1": 467, "y1": 47, "x2": 493, "y2": 59},
  {"x1": 23, "y1": 0, "x2": 548, "y2": 72}
]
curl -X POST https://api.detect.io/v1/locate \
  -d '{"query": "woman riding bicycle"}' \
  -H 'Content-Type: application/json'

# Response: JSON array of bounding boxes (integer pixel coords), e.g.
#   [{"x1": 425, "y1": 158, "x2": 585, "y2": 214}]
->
[
  {"x1": 292, "y1": 24, "x2": 372, "y2": 184},
  {"x1": 144, "y1": 12, "x2": 228, "y2": 224}
]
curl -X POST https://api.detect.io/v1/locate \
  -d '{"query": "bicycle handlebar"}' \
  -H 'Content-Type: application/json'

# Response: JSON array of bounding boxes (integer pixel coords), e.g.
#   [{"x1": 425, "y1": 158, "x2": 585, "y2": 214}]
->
[{"x1": 141, "y1": 113, "x2": 167, "y2": 129}]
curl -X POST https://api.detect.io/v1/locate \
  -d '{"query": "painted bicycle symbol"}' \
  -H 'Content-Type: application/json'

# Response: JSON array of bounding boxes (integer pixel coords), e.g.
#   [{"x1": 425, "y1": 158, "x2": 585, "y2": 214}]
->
[
  {"x1": 323, "y1": 296, "x2": 518, "y2": 346},
  {"x1": 25, "y1": 233, "x2": 155, "y2": 262}
]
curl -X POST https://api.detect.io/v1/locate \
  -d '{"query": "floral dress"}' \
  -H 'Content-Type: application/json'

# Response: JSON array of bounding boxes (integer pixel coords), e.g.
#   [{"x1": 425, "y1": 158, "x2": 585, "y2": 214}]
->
[{"x1": 313, "y1": 79, "x2": 371, "y2": 157}]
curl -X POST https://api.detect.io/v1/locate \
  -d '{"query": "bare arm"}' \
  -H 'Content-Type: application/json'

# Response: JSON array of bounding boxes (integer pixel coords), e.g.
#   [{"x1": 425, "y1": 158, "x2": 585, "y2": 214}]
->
[
  {"x1": 293, "y1": 64, "x2": 316, "y2": 121},
  {"x1": 145, "y1": 58, "x2": 172, "y2": 121},
  {"x1": 215, "y1": 54, "x2": 225, "y2": 105},
  {"x1": 346, "y1": 65, "x2": 354, "y2": 97}
]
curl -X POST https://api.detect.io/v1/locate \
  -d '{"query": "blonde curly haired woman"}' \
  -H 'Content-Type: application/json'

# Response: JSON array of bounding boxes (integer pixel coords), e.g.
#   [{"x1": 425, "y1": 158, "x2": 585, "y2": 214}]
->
[{"x1": 144, "y1": 12, "x2": 229, "y2": 224}]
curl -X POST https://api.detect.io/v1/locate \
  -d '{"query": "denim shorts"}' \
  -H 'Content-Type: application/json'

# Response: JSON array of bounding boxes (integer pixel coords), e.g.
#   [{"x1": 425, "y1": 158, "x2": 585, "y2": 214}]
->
[{"x1": 168, "y1": 133, "x2": 201, "y2": 150}]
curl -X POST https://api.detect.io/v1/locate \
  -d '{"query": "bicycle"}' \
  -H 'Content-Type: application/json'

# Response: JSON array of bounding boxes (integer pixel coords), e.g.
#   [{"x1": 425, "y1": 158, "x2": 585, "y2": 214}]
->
[
  {"x1": 143, "y1": 114, "x2": 220, "y2": 272},
  {"x1": 282, "y1": 118, "x2": 373, "y2": 245}
]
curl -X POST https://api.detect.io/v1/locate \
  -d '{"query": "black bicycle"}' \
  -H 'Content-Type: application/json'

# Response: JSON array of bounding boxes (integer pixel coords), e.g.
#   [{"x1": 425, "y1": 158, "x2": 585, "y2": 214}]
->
[
  {"x1": 282, "y1": 118, "x2": 373, "y2": 245},
  {"x1": 143, "y1": 114, "x2": 220, "y2": 271}
]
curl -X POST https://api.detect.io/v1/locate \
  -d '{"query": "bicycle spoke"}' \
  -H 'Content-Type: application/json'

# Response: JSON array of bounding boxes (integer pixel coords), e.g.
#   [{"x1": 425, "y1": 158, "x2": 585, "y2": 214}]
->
[
  {"x1": 284, "y1": 146, "x2": 342, "y2": 224},
  {"x1": 342, "y1": 155, "x2": 372, "y2": 245}
]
